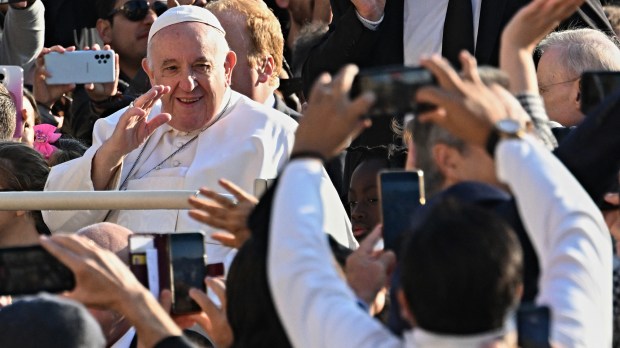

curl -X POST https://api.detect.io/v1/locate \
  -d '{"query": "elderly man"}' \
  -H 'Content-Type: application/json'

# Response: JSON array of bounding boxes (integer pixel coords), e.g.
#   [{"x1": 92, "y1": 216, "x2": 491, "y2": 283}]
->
[
  {"x1": 536, "y1": 28, "x2": 620, "y2": 127},
  {"x1": 42, "y1": 6, "x2": 303, "y2": 265}
]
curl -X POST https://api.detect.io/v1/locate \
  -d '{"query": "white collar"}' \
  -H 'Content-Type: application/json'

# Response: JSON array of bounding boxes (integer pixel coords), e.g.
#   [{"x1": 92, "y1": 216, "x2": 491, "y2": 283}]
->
[{"x1": 404, "y1": 327, "x2": 507, "y2": 348}]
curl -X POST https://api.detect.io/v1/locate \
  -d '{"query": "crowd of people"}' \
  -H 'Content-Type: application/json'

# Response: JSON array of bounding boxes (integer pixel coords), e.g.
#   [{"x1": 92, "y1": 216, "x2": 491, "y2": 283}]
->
[{"x1": 1, "y1": 0, "x2": 620, "y2": 347}]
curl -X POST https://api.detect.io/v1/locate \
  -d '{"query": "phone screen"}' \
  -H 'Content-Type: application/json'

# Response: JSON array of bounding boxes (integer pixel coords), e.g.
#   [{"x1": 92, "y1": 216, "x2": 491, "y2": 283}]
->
[
  {"x1": 169, "y1": 233, "x2": 206, "y2": 314},
  {"x1": 379, "y1": 170, "x2": 425, "y2": 252},
  {"x1": 580, "y1": 71, "x2": 620, "y2": 114},
  {"x1": 0, "y1": 245, "x2": 75, "y2": 295},
  {"x1": 517, "y1": 304, "x2": 551, "y2": 348}
]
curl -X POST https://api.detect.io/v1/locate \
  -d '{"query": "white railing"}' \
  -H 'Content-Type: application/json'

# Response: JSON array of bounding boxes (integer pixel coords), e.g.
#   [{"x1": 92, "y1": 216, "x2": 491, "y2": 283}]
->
[{"x1": 0, "y1": 191, "x2": 198, "y2": 210}]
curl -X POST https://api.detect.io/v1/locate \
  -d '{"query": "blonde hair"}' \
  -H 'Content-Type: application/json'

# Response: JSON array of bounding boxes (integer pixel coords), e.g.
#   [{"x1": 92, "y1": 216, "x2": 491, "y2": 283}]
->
[{"x1": 207, "y1": 0, "x2": 284, "y2": 87}]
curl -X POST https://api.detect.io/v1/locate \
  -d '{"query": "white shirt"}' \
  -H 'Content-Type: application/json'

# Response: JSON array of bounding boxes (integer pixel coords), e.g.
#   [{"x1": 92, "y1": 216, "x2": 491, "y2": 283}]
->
[
  {"x1": 268, "y1": 135, "x2": 611, "y2": 347},
  {"x1": 43, "y1": 91, "x2": 298, "y2": 264},
  {"x1": 357, "y1": 0, "x2": 481, "y2": 66},
  {"x1": 496, "y1": 137, "x2": 612, "y2": 348}
]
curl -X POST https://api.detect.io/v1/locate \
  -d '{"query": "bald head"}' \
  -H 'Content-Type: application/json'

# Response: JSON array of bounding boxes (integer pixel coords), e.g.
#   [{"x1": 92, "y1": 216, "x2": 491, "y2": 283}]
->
[{"x1": 76, "y1": 223, "x2": 132, "y2": 265}]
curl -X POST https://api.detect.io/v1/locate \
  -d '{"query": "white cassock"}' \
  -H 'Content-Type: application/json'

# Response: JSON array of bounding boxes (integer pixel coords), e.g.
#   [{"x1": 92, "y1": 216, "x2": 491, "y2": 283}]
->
[{"x1": 43, "y1": 90, "x2": 358, "y2": 264}]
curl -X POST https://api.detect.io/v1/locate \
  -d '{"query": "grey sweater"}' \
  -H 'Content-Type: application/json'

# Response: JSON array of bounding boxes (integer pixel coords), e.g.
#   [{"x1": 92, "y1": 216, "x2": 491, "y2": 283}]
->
[{"x1": 0, "y1": 0, "x2": 45, "y2": 68}]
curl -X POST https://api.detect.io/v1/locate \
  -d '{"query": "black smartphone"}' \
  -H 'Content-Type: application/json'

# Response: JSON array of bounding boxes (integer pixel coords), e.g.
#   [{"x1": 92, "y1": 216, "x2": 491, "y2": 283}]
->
[
  {"x1": 517, "y1": 304, "x2": 551, "y2": 348},
  {"x1": 580, "y1": 71, "x2": 620, "y2": 114},
  {"x1": 169, "y1": 232, "x2": 207, "y2": 315},
  {"x1": 350, "y1": 65, "x2": 437, "y2": 117},
  {"x1": 378, "y1": 170, "x2": 425, "y2": 252},
  {"x1": 0, "y1": 245, "x2": 75, "y2": 295}
]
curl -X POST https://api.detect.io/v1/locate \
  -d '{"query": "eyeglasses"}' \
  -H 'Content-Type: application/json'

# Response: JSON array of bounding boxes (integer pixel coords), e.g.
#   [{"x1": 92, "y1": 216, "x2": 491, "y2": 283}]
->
[
  {"x1": 538, "y1": 77, "x2": 580, "y2": 95},
  {"x1": 107, "y1": 0, "x2": 168, "y2": 22}
]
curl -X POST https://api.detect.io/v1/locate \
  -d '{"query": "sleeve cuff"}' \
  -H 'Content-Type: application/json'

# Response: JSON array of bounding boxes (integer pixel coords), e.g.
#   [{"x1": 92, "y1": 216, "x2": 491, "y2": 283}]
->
[{"x1": 355, "y1": 11, "x2": 384, "y2": 30}]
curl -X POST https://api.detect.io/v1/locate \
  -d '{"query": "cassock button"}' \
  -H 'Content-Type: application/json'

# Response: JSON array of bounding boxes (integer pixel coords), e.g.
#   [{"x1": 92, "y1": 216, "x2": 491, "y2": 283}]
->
[
  {"x1": 176, "y1": 141, "x2": 184, "y2": 148},
  {"x1": 173, "y1": 160, "x2": 181, "y2": 167}
]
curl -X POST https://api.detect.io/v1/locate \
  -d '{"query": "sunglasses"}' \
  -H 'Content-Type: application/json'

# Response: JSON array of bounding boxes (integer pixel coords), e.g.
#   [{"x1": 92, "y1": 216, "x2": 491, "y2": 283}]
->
[{"x1": 107, "y1": 0, "x2": 168, "y2": 22}]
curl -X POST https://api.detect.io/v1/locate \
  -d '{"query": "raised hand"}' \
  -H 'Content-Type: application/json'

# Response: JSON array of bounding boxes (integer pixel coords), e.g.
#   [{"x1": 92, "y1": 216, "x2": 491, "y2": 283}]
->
[
  {"x1": 92, "y1": 85, "x2": 171, "y2": 190},
  {"x1": 293, "y1": 64, "x2": 374, "y2": 160},
  {"x1": 188, "y1": 179, "x2": 258, "y2": 249}
]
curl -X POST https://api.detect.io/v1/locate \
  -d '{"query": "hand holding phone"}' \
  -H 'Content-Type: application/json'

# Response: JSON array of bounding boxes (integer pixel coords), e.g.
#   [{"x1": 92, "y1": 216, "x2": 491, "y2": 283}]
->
[
  {"x1": 44, "y1": 49, "x2": 116, "y2": 85},
  {"x1": 129, "y1": 232, "x2": 207, "y2": 315}
]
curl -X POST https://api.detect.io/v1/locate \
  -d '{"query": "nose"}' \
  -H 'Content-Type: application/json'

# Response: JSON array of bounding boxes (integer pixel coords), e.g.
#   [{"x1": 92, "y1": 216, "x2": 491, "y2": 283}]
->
[
  {"x1": 351, "y1": 204, "x2": 366, "y2": 221},
  {"x1": 179, "y1": 71, "x2": 197, "y2": 92}
]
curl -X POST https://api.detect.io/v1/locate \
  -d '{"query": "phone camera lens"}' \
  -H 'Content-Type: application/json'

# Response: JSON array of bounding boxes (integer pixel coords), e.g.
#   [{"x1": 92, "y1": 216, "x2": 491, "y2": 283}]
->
[
  {"x1": 0, "y1": 74, "x2": 4, "y2": 81},
  {"x1": 105, "y1": 54, "x2": 111, "y2": 59},
  {"x1": 98, "y1": 60, "x2": 102, "y2": 64},
  {"x1": 103, "y1": 60, "x2": 107, "y2": 64}
]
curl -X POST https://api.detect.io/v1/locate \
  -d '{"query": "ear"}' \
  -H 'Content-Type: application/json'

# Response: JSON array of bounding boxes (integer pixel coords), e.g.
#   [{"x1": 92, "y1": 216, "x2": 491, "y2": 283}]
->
[
  {"x1": 405, "y1": 137, "x2": 416, "y2": 170},
  {"x1": 257, "y1": 56, "x2": 275, "y2": 84},
  {"x1": 274, "y1": 0, "x2": 289, "y2": 9},
  {"x1": 14, "y1": 210, "x2": 26, "y2": 217},
  {"x1": 397, "y1": 288, "x2": 416, "y2": 326},
  {"x1": 573, "y1": 78, "x2": 582, "y2": 112},
  {"x1": 142, "y1": 58, "x2": 156, "y2": 87},
  {"x1": 96, "y1": 18, "x2": 113, "y2": 44},
  {"x1": 432, "y1": 143, "x2": 461, "y2": 187},
  {"x1": 224, "y1": 51, "x2": 237, "y2": 86}
]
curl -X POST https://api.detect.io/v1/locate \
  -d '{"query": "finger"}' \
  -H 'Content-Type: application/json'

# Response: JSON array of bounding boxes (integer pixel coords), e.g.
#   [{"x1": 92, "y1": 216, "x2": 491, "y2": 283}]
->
[
  {"x1": 160, "y1": 289, "x2": 173, "y2": 312},
  {"x1": 420, "y1": 55, "x2": 461, "y2": 91},
  {"x1": 308, "y1": 73, "x2": 332, "y2": 104},
  {"x1": 459, "y1": 51, "x2": 482, "y2": 85},
  {"x1": 358, "y1": 224, "x2": 383, "y2": 253},
  {"x1": 206, "y1": 277, "x2": 227, "y2": 309},
  {"x1": 211, "y1": 232, "x2": 239, "y2": 249},
  {"x1": 39, "y1": 236, "x2": 83, "y2": 272},
  {"x1": 348, "y1": 91, "x2": 376, "y2": 122},
  {"x1": 197, "y1": 187, "x2": 237, "y2": 208},
  {"x1": 218, "y1": 179, "x2": 258, "y2": 204},
  {"x1": 189, "y1": 288, "x2": 221, "y2": 319},
  {"x1": 188, "y1": 209, "x2": 228, "y2": 229},
  {"x1": 331, "y1": 64, "x2": 359, "y2": 99},
  {"x1": 605, "y1": 193, "x2": 620, "y2": 205},
  {"x1": 415, "y1": 86, "x2": 457, "y2": 124},
  {"x1": 144, "y1": 113, "x2": 172, "y2": 134}
]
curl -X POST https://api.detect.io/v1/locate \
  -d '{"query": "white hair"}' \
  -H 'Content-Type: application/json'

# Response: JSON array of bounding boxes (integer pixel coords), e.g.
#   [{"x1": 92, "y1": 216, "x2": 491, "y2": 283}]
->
[{"x1": 536, "y1": 28, "x2": 620, "y2": 76}]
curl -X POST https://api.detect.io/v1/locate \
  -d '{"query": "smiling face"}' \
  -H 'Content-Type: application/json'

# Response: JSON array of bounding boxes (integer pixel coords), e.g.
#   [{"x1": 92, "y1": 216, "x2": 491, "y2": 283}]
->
[{"x1": 143, "y1": 22, "x2": 236, "y2": 132}]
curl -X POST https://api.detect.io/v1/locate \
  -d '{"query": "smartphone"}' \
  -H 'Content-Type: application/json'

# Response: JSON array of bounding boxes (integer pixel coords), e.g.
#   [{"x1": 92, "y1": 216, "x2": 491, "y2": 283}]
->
[
  {"x1": 44, "y1": 50, "x2": 116, "y2": 85},
  {"x1": 0, "y1": 245, "x2": 75, "y2": 295},
  {"x1": 378, "y1": 170, "x2": 425, "y2": 252},
  {"x1": 128, "y1": 232, "x2": 207, "y2": 315},
  {"x1": 350, "y1": 66, "x2": 437, "y2": 117},
  {"x1": 517, "y1": 304, "x2": 551, "y2": 348},
  {"x1": 169, "y1": 232, "x2": 207, "y2": 315},
  {"x1": 0, "y1": 65, "x2": 23, "y2": 138},
  {"x1": 580, "y1": 71, "x2": 620, "y2": 114}
]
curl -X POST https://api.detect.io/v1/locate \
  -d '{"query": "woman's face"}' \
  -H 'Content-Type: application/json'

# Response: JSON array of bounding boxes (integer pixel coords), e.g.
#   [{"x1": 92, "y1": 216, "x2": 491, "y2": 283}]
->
[
  {"x1": 348, "y1": 158, "x2": 385, "y2": 241},
  {"x1": 19, "y1": 97, "x2": 36, "y2": 147}
]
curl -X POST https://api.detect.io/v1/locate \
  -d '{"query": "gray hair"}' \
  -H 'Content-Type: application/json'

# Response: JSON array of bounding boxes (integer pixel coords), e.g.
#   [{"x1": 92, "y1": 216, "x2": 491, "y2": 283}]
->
[
  {"x1": 411, "y1": 119, "x2": 467, "y2": 197},
  {"x1": 536, "y1": 28, "x2": 620, "y2": 77}
]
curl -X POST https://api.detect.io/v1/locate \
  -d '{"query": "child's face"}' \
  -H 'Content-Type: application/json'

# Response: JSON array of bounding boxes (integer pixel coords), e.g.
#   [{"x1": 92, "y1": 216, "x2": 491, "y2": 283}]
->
[{"x1": 19, "y1": 97, "x2": 36, "y2": 147}]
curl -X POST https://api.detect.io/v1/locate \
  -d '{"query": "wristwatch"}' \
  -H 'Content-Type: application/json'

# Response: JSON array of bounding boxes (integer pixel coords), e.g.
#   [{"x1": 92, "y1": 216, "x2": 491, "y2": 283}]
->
[{"x1": 485, "y1": 119, "x2": 523, "y2": 157}]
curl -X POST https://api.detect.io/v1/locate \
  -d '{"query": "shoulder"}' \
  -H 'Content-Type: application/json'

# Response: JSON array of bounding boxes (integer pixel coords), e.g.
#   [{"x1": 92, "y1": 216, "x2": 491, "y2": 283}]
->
[{"x1": 228, "y1": 91, "x2": 298, "y2": 132}]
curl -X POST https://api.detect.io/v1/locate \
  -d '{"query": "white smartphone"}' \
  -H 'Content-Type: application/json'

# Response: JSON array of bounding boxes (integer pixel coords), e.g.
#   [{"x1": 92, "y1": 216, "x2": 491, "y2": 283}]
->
[
  {"x1": 0, "y1": 65, "x2": 23, "y2": 138},
  {"x1": 44, "y1": 50, "x2": 116, "y2": 85}
]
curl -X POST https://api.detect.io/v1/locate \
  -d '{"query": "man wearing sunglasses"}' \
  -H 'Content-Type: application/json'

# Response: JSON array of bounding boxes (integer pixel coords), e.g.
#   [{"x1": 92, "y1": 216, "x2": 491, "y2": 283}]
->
[
  {"x1": 58, "y1": 0, "x2": 167, "y2": 145},
  {"x1": 43, "y1": 6, "x2": 312, "y2": 267}
]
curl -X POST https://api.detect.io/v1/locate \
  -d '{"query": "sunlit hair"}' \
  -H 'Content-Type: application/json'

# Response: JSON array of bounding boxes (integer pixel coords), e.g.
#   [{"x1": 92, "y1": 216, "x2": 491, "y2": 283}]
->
[{"x1": 207, "y1": 0, "x2": 284, "y2": 87}]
